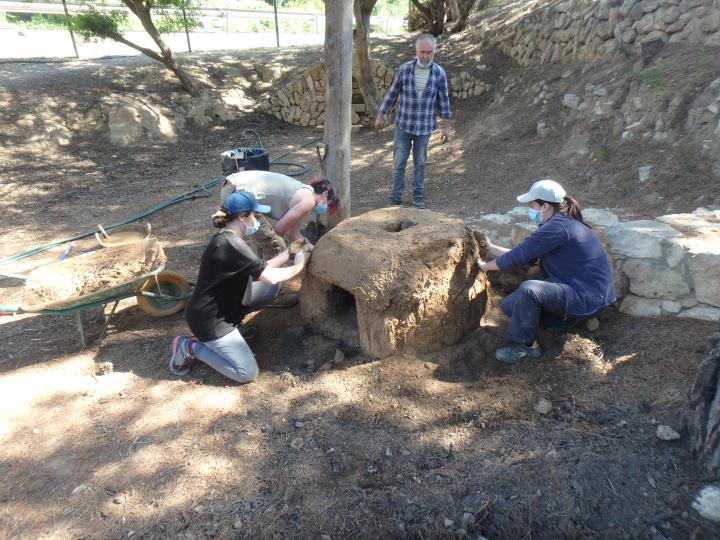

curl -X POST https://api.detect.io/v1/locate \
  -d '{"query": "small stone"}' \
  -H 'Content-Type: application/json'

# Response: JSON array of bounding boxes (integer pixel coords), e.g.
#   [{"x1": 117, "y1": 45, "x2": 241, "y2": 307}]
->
[
  {"x1": 72, "y1": 484, "x2": 89, "y2": 495},
  {"x1": 534, "y1": 399, "x2": 553, "y2": 415},
  {"x1": 194, "y1": 505, "x2": 205, "y2": 513},
  {"x1": 385, "y1": 447, "x2": 392, "y2": 457},
  {"x1": 294, "y1": 421, "x2": 305, "y2": 428},
  {"x1": 233, "y1": 519, "x2": 242, "y2": 529},
  {"x1": 32, "y1": 427, "x2": 40, "y2": 434},
  {"x1": 333, "y1": 349, "x2": 345, "y2": 364},
  {"x1": 693, "y1": 485, "x2": 720, "y2": 522},
  {"x1": 638, "y1": 165, "x2": 653, "y2": 182},
  {"x1": 562, "y1": 93, "x2": 581, "y2": 110},
  {"x1": 545, "y1": 449, "x2": 561, "y2": 461},
  {"x1": 585, "y1": 318, "x2": 600, "y2": 331},
  {"x1": 202, "y1": 525, "x2": 218, "y2": 537},
  {"x1": 656, "y1": 425, "x2": 680, "y2": 441},
  {"x1": 402, "y1": 449, "x2": 411, "y2": 456},
  {"x1": 113, "y1": 496, "x2": 123, "y2": 504},
  {"x1": 444, "y1": 518, "x2": 454, "y2": 528},
  {"x1": 290, "y1": 437, "x2": 304, "y2": 449}
]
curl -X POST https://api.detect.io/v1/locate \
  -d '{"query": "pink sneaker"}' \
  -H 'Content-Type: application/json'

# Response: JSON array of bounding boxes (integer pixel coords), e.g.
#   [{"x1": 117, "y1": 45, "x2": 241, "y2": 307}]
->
[{"x1": 169, "y1": 336, "x2": 196, "y2": 376}]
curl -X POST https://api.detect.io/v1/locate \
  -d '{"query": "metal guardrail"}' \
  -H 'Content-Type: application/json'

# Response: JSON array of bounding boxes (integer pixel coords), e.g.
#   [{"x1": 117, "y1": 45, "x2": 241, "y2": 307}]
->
[{"x1": 0, "y1": 1, "x2": 403, "y2": 33}]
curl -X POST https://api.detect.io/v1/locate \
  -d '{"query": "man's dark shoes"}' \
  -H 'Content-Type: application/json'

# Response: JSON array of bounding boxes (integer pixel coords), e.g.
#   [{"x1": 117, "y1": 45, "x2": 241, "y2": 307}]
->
[
  {"x1": 495, "y1": 341, "x2": 542, "y2": 364},
  {"x1": 413, "y1": 198, "x2": 427, "y2": 209},
  {"x1": 388, "y1": 197, "x2": 402, "y2": 206}
]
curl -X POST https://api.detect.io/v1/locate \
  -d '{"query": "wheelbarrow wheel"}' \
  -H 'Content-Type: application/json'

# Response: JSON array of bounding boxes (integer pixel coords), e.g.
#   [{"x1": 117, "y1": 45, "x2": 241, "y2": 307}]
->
[{"x1": 137, "y1": 272, "x2": 190, "y2": 317}]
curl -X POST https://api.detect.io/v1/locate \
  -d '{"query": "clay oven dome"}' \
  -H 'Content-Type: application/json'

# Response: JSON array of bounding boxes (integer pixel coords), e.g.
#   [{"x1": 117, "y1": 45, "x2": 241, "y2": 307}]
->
[{"x1": 299, "y1": 207, "x2": 488, "y2": 358}]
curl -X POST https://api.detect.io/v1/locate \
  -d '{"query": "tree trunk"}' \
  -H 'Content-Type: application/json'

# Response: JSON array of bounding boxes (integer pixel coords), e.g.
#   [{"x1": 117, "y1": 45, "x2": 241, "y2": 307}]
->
[
  {"x1": 449, "y1": 0, "x2": 482, "y2": 33},
  {"x1": 324, "y1": 0, "x2": 354, "y2": 223},
  {"x1": 448, "y1": 0, "x2": 460, "y2": 21},
  {"x1": 690, "y1": 338, "x2": 720, "y2": 473},
  {"x1": 124, "y1": 0, "x2": 198, "y2": 96},
  {"x1": 353, "y1": 0, "x2": 381, "y2": 120}
]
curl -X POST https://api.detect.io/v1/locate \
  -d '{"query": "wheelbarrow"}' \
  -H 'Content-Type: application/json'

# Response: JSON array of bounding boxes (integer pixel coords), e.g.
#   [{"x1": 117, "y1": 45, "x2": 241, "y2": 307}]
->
[{"x1": 0, "y1": 234, "x2": 191, "y2": 348}]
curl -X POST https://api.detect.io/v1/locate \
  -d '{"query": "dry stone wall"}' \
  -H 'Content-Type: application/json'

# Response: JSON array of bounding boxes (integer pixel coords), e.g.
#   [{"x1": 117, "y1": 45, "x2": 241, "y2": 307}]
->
[
  {"x1": 258, "y1": 60, "x2": 395, "y2": 127},
  {"x1": 479, "y1": 0, "x2": 720, "y2": 66},
  {"x1": 468, "y1": 206, "x2": 720, "y2": 322}
]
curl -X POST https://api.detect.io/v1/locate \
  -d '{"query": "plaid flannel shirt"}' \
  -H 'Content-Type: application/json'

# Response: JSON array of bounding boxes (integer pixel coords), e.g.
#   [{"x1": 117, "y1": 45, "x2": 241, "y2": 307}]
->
[{"x1": 379, "y1": 60, "x2": 451, "y2": 136}]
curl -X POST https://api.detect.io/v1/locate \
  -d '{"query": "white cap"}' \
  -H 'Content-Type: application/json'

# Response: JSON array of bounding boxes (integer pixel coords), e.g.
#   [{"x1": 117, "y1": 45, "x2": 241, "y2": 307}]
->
[{"x1": 517, "y1": 179, "x2": 566, "y2": 204}]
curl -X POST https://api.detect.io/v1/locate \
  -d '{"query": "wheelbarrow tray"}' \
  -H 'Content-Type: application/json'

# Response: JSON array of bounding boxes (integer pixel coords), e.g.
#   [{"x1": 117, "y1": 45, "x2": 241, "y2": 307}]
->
[{"x1": 19, "y1": 239, "x2": 166, "y2": 313}]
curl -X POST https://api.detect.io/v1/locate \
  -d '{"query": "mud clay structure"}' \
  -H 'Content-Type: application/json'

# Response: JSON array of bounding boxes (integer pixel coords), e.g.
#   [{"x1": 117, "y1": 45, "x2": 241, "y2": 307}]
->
[{"x1": 299, "y1": 208, "x2": 488, "y2": 358}]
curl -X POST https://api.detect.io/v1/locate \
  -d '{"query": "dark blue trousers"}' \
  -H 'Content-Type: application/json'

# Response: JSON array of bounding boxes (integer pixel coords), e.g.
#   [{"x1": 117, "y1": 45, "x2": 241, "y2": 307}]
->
[{"x1": 501, "y1": 280, "x2": 567, "y2": 344}]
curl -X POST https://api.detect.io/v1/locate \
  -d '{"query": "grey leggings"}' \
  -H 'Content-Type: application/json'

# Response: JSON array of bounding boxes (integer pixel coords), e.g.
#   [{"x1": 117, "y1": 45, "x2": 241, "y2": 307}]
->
[{"x1": 192, "y1": 281, "x2": 281, "y2": 383}]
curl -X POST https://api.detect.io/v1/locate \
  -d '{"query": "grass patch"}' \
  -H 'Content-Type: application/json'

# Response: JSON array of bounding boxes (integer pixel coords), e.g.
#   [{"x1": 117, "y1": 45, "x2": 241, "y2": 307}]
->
[
  {"x1": 597, "y1": 145, "x2": 610, "y2": 160},
  {"x1": 630, "y1": 70, "x2": 666, "y2": 89}
]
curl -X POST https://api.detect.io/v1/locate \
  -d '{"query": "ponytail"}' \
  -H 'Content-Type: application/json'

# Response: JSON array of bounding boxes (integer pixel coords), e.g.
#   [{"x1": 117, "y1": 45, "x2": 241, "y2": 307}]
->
[
  {"x1": 538, "y1": 196, "x2": 589, "y2": 227},
  {"x1": 559, "y1": 196, "x2": 588, "y2": 226}
]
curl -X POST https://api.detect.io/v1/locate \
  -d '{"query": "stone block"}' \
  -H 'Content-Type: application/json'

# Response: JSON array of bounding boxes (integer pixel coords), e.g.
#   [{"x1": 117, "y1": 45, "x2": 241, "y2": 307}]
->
[
  {"x1": 511, "y1": 223, "x2": 536, "y2": 246},
  {"x1": 603, "y1": 220, "x2": 682, "y2": 258},
  {"x1": 583, "y1": 208, "x2": 620, "y2": 228},
  {"x1": 623, "y1": 258, "x2": 691, "y2": 298},
  {"x1": 620, "y1": 295, "x2": 663, "y2": 316},
  {"x1": 641, "y1": 0, "x2": 660, "y2": 11},
  {"x1": 677, "y1": 306, "x2": 720, "y2": 321},
  {"x1": 662, "y1": 300, "x2": 682, "y2": 313},
  {"x1": 676, "y1": 237, "x2": 720, "y2": 307},
  {"x1": 635, "y1": 13, "x2": 656, "y2": 33}
]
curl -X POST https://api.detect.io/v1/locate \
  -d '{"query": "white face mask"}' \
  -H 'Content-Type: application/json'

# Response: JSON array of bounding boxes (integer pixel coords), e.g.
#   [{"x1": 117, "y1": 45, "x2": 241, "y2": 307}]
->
[
  {"x1": 244, "y1": 216, "x2": 260, "y2": 235},
  {"x1": 417, "y1": 60, "x2": 432, "y2": 68}
]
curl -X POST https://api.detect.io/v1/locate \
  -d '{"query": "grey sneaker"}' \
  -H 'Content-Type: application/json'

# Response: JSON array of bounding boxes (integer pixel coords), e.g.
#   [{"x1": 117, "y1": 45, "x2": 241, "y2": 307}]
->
[
  {"x1": 495, "y1": 342, "x2": 542, "y2": 364},
  {"x1": 169, "y1": 336, "x2": 196, "y2": 376},
  {"x1": 413, "y1": 198, "x2": 427, "y2": 209},
  {"x1": 388, "y1": 197, "x2": 402, "y2": 206}
]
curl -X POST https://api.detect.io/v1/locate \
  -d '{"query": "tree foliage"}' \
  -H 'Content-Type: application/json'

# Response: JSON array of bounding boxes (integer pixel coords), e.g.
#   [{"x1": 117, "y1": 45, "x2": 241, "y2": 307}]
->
[{"x1": 72, "y1": 0, "x2": 199, "y2": 95}]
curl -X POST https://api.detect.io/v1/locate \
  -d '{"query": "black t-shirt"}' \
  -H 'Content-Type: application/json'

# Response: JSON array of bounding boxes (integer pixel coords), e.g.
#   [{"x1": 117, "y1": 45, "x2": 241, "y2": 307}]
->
[{"x1": 185, "y1": 230, "x2": 266, "y2": 342}]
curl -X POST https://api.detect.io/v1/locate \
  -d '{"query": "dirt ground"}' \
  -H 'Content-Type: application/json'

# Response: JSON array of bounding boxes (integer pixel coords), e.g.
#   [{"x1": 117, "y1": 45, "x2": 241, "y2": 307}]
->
[{"x1": 2, "y1": 37, "x2": 720, "y2": 539}]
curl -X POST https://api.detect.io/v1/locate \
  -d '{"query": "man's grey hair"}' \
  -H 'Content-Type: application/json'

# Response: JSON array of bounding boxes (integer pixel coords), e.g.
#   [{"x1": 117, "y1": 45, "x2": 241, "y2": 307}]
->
[{"x1": 416, "y1": 33, "x2": 436, "y2": 50}]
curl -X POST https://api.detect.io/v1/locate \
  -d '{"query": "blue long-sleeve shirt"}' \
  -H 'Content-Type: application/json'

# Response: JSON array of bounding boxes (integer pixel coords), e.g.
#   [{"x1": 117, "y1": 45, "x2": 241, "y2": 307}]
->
[
  {"x1": 495, "y1": 214, "x2": 617, "y2": 317},
  {"x1": 378, "y1": 60, "x2": 451, "y2": 136}
]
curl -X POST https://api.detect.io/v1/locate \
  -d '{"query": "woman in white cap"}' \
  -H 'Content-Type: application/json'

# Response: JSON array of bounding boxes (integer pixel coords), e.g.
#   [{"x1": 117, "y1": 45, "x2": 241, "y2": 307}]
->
[
  {"x1": 477, "y1": 179, "x2": 616, "y2": 363},
  {"x1": 169, "y1": 191, "x2": 307, "y2": 383}
]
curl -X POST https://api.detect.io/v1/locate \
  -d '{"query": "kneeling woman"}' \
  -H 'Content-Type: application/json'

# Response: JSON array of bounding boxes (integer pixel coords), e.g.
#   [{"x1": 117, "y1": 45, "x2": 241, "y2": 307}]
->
[
  {"x1": 477, "y1": 179, "x2": 616, "y2": 364},
  {"x1": 169, "y1": 191, "x2": 307, "y2": 383}
]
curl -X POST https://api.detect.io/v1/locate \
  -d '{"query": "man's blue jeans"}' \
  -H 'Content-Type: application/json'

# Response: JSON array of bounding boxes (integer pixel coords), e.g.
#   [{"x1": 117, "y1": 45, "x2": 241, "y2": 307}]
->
[
  {"x1": 391, "y1": 127, "x2": 431, "y2": 202},
  {"x1": 501, "y1": 280, "x2": 567, "y2": 344}
]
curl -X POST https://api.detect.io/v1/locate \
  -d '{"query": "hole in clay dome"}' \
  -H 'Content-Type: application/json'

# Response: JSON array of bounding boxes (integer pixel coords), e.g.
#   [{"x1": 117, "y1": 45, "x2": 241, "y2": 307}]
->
[
  {"x1": 328, "y1": 285, "x2": 360, "y2": 346},
  {"x1": 383, "y1": 219, "x2": 417, "y2": 233}
]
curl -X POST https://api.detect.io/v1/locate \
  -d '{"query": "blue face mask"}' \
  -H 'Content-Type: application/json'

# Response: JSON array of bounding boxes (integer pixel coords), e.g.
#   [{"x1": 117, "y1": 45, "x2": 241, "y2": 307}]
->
[
  {"x1": 314, "y1": 203, "x2": 328, "y2": 215},
  {"x1": 244, "y1": 216, "x2": 260, "y2": 235},
  {"x1": 527, "y1": 208, "x2": 543, "y2": 224},
  {"x1": 417, "y1": 60, "x2": 432, "y2": 69}
]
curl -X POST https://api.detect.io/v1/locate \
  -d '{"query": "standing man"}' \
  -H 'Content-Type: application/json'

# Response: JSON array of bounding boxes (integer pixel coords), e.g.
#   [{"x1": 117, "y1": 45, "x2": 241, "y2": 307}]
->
[{"x1": 375, "y1": 33, "x2": 451, "y2": 209}]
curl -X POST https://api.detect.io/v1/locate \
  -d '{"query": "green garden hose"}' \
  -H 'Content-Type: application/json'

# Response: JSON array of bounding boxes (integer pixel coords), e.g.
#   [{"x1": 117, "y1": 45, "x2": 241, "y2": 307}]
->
[{"x1": 0, "y1": 132, "x2": 321, "y2": 278}]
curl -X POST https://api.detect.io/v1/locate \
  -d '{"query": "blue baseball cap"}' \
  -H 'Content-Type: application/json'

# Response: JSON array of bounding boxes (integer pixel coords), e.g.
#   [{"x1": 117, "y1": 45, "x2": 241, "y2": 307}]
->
[{"x1": 224, "y1": 191, "x2": 271, "y2": 215}]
